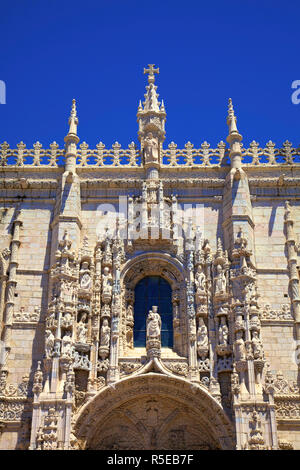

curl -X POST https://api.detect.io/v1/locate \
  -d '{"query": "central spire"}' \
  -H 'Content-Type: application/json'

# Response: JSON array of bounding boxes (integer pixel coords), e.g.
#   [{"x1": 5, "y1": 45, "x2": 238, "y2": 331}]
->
[{"x1": 137, "y1": 65, "x2": 166, "y2": 177}]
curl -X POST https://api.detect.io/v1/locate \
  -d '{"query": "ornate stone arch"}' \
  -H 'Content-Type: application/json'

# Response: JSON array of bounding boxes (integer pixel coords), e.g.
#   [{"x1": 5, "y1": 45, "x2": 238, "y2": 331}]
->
[
  {"x1": 120, "y1": 252, "x2": 187, "y2": 356},
  {"x1": 74, "y1": 373, "x2": 235, "y2": 450}
]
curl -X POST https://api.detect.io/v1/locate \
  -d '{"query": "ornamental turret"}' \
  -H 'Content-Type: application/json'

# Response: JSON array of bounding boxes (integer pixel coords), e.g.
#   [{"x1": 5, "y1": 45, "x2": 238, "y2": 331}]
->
[{"x1": 137, "y1": 64, "x2": 166, "y2": 178}]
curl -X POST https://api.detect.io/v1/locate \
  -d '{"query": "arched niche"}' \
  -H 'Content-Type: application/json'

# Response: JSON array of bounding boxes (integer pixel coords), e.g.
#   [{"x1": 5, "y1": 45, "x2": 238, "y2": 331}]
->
[{"x1": 120, "y1": 253, "x2": 186, "y2": 357}]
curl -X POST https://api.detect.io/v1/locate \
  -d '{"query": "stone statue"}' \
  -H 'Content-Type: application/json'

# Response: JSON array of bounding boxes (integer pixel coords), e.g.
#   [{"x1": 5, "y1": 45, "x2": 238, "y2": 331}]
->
[
  {"x1": 197, "y1": 317, "x2": 208, "y2": 354},
  {"x1": 77, "y1": 314, "x2": 87, "y2": 343},
  {"x1": 234, "y1": 330, "x2": 246, "y2": 361},
  {"x1": 100, "y1": 319, "x2": 110, "y2": 348},
  {"x1": 45, "y1": 329, "x2": 54, "y2": 358},
  {"x1": 80, "y1": 263, "x2": 91, "y2": 290},
  {"x1": 144, "y1": 132, "x2": 159, "y2": 163},
  {"x1": 102, "y1": 267, "x2": 112, "y2": 298},
  {"x1": 61, "y1": 331, "x2": 73, "y2": 357},
  {"x1": 195, "y1": 265, "x2": 206, "y2": 294},
  {"x1": 218, "y1": 316, "x2": 228, "y2": 346},
  {"x1": 215, "y1": 264, "x2": 226, "y2": 295},
  {"x1": 127, "y1": 304, "x2": 134, "y2": 322},
  {"x1": 252, "y1": 330, "x2": 264, "y2": 360},
  {"x1": 61, "y1": 311, "x2": 72, "y2": 328},
  {"x1": 146, "y1": 306, "x2": 161, "y2": 340}
]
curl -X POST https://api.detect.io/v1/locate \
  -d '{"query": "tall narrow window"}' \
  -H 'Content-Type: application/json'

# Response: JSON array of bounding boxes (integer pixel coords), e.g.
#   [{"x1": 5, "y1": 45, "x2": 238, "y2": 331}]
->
[{"x1": 134, "y1": 276, "x2": 173, "y2": 348}]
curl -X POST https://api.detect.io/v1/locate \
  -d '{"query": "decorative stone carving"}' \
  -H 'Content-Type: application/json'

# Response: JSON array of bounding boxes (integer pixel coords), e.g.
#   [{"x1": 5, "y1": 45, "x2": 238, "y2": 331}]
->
[
  {"x1": 45, "y1": 329, "x2": 55, "y2": 358},
  {"x1": 146, "y1": 306, "x2": 161, "y2": 359},
  {"x1": 197, "y1": 317, "x2": 208, "y2": 358},
  {"x1": 77, "y1": 314, "x2": 88, "y2": 343},
  {"x1": 99, "y1": 319, "x2": 110, "y2": 360}
]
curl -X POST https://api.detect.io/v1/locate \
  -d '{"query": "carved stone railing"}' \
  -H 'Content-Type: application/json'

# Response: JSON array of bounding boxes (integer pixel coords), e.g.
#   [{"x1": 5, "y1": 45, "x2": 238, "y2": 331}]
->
[
  {"x1": 76, "y1": 141, "x2": 141, "y2": 167},
  {"x1": 161, "y1": 141, "x2": 228, "y2": 166},
  {"x1": 0, "y1": 141, "x2": 64, "y2": 167},
  {"x1": 241, "y1": 140, "x2": 300, "y2": 166},
  {"x1": 1, "y1": 139, "x2": 299, "y2": 168}
]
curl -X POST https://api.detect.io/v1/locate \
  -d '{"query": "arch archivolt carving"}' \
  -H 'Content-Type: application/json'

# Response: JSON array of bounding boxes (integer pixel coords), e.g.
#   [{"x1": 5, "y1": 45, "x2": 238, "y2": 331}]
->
[
  {"x1": 74, "y1": 373, "x2": 235, "y2": 450},
  {"x1": 119, "y1": 252, "x2": 187, "y2": 357}
]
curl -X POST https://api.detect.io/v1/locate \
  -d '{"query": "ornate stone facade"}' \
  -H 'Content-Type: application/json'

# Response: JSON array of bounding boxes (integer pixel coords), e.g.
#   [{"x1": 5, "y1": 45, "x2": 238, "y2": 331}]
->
[{"x1": 0, "y1": 65, "x2": 300, "y2": 450}]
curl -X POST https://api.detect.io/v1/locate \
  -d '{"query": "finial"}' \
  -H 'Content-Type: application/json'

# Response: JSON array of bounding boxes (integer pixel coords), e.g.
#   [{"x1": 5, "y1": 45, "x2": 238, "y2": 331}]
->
[
  {"x1": 228, "y1": 98, "x2": 235, "y2": 119},
  {"x1": 160, "y1": 99, "x2": 166, "y2": 113},
  {"x1": 137, "y1": 100, "x2": 143, "y2": 113},
  {"x1": 67, "y1": 98, "x2": 78, "y2": 135},
  {"x1": 144, "y1": 64, "x2": 159, "y2": 84}
]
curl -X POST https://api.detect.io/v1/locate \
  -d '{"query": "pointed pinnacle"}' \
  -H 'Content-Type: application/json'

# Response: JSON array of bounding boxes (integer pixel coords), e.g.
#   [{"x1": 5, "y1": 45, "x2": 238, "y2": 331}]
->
[
  {"x1": 68, "y1": 98, "x2": 79, "y2": 135},
  {"x1": 228, "y1": 98, "x2": 235, "y2": 119},
  {"x1": 137, "y1": 100, "x2": 143, "y2": 113}
]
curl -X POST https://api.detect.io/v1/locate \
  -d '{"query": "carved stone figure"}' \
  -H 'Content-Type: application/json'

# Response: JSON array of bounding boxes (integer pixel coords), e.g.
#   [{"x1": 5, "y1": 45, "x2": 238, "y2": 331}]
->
[
  {"x1": 144, "y1": 132, "x2": 159, "y2": 163},
  {"x1": 234, "y1": 330, "x2": 246, "y2": 361},
  {"x1": 45, "y1": 329, "x2": 55, "y2": 358},
  {"x1": 252, "y1": 330, "x2": 264, "y2": 360},
  {"x1": 77, "y1": 314, "x2": 88, "y2": 343},
  {"x1": 195, "y1": 265, "x2": 206, "y2": 295},
  {"x1": 215, "y1": 264, "x2": 226, "y2": 295},
  {"x1": 146, "y1": 306, "x2": 161, "y2": 340},
  {"x1": 100, "y1": 319, "x2": 110, "y2": 348},
  {"x1": 197, "y1": 317, "x2": 208, "y2": 356},
  {"x1": 218, "y1": 316, "x2": 228, "y2": 346},
  {"x1": 102, "y1": 267, "x2": 112, "y2": 301},
  {"x1": 80, "y1": 267, "x2": 91, "y2": 290},
  {"x1": 61, "y1": 331, "x2": 73, "y2": 357}
]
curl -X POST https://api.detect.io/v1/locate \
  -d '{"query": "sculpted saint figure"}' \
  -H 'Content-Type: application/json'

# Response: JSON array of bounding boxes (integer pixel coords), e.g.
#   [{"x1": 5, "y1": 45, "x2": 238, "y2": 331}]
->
[
  {"x1": 146, "y1": 306, "x2": 161, "y2": 340},
  {"x1": 61, "y1": 330, "x2": 73, "y2": 357},
  {"x1": 102, "y1": 267, "x2": 112, "y2": 297},
  {"x1": 77, "y1": 313, "x2": 87, "y2": 343},
  {"x1": 252, "y1": 330, "x2": 264, "y2": 359},
  {"x1": 234, "y1": 330, "x2": 246, "y2": 361},
  {"x1": 197, "y1": 317, "x2": 208, "y2": 351},
  {"x1": 45, "y1": 329, "x2": 54, "y2": 358},
  {"x1": 100, "y1": 319, "x2": 110, "y2": 348},
  {"x1": 144, "y1": 132, "x2": 159, "y2": 163},
  {"x1": 218, "y1": 316, "x2": 229, "y2": 346},
  {"x1": 127, "y1": 304, "x2": 134, "y2": 322},
  {"x1": 195, "y1": 265, "x2": 206, "y2": 294},
  {"x1": 215, "y1": 264, "x2": 226, "y2": 294},
  {"x1": 80, "y1": 268, "x2": 91, "y2": 290}
]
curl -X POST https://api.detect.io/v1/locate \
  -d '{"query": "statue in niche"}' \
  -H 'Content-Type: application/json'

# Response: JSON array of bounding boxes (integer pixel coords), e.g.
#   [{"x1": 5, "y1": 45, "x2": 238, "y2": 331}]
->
[
  {"x1": 102, "y1": 267, "x2": 112, "y2": 298},
  {"x1": 218, "y1": 316, "x2": 228, "y2": 346},
  {"x1": 80, "y1": 262, "x2": 91, "y2": 290},
  {"x1": 197, "y1": 317, "x2": 208, "y2": 353},
  {"x1": 146, "y1": 306, "x2": 161, "y2": 340},
  {"x1": 234, "y1": 330, "x2": 246, "y2": 361},
  {"x1": 45, "y1": 329, "x2": 55, "y2": 358},
  {"x1": 195, "y1": 265, "x2": 206, "y2": 295},
  {"x1": 61, "y1": 330, "x2": 73, "y2": 357},
  {"x1": 252, "y1": 330, "x2": 264, "y2": 359},
  {"x1": 100, "y1": 319, "x2": 110, "y2": 348},
  {"x1": 61, "y1": 311, "x2": 72, "y2": 328},
  {"x1": 144, "y1": 132, "x2": 159, "y2": 164},
  {"x1": 215, "y1": 264, "x2": 226, "y2": 295},
  {"x1": 127, "y1": 304, "x2": 134, "y2": 322},
  {"x1": 77, "y1": 313, "x2": 88, "y2": 343}
]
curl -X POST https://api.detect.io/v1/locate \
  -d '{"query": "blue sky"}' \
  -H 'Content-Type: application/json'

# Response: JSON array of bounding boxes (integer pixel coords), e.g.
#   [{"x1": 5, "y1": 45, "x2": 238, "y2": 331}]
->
[{"x1": 0, "y1": 0, "x2": 299, "y2": 149}]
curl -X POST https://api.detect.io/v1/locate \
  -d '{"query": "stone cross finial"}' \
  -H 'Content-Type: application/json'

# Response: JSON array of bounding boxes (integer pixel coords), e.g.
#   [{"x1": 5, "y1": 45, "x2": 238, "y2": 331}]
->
[{"x1": 144, "y1": 64, "x2": 159, "y2": 83}]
